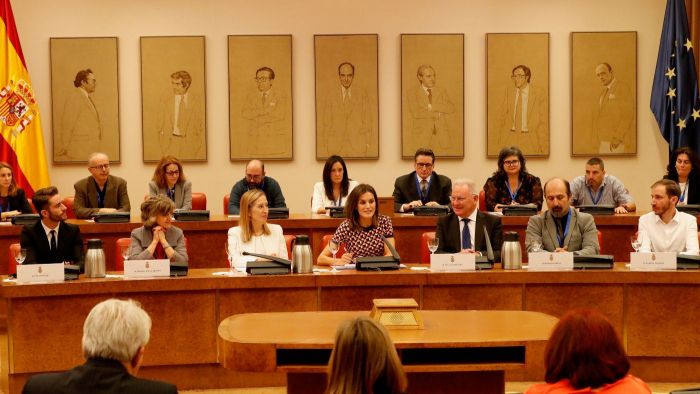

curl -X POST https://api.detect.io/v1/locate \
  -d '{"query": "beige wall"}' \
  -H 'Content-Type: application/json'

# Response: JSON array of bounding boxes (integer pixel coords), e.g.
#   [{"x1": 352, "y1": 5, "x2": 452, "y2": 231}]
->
[{"x1": 13, "y1": 0, "x2": 669, "y2": 215}]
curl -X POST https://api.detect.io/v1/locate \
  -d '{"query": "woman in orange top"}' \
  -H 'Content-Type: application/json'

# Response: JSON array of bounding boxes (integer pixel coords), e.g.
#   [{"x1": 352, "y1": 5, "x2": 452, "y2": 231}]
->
[{"x1": 526, "y1": 308, "x2": 650, "y2": 394}]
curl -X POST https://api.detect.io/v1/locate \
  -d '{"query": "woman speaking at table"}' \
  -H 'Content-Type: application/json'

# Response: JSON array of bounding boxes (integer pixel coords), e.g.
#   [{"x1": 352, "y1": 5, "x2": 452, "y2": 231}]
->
[{"x1": 317, "y1": 184, "x2": 394, "y2": 266}]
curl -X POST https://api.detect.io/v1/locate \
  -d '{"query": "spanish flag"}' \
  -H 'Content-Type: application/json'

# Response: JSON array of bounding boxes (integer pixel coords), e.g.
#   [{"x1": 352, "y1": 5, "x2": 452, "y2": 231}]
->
[{"x1": 0, "y1": 0, "x2": 50, "y2": 197}]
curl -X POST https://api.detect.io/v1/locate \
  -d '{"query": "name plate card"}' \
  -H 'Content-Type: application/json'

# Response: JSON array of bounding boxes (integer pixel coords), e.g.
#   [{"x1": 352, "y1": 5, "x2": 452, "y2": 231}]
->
[
  {"x1": 17, "y1": 264, "x2": 65, "y2": 284},
  {"x1": 430, "y1": 253, "x2": 475, "y2": 272},
  {"x1": 124, "y1": 259, "x2": 170, "y2": 278},
  {"x1": 528, "y1": 252, "x2": 574, "y2": 271},
  {"x1": 630, "y1": 252, "x2": 677, "y2": 271}
]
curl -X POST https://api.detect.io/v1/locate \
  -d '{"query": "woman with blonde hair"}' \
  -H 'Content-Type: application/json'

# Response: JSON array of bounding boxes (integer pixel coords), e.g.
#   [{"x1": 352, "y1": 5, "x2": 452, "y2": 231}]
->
[
  {"x1": 148, "y1": 155, "x2": 192, "y2": 210},
  {"x1": 0, "y1": 161, "x2": 32, "y2": 220},
  {"x1": 128, "y1": 195, "x2": 188, "y2": 263},
  {"x1": 326, "y1": 316, "x2": 407, "y2": 394},
  {"x1": 227, "y1": 189, "x2": 287, "y2": 267}
]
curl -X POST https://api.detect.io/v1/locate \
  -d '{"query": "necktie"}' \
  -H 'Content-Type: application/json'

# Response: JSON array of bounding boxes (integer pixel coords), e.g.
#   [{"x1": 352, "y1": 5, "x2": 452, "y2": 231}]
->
[
  {"x1": 461, "y1": 218, "x2": 472, "y2": 249},
  {"x1": 420, "y1": 179, "x2": 428, "y2": 196},
  {"x1": 514, "y1": 90, "x2": 522, "y2": 131},
  {"x1": 262, "y1": 92, "x2": 267, "y2": 107},
  {"x1": 555, "y1": 218, "x2": 565, "y2": 247},
  {"x1": 427, "y1": 88, "x2": 433, "y2": 104},
  {"x1": 50, "y1": 230, "x2": 56, "y2": 253}
]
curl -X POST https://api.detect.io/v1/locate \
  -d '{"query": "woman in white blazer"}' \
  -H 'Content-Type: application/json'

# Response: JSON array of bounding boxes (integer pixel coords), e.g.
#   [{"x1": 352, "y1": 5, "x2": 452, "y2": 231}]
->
[{"x1": 311, "y1": 155, "x2": 358, "y2": 214}]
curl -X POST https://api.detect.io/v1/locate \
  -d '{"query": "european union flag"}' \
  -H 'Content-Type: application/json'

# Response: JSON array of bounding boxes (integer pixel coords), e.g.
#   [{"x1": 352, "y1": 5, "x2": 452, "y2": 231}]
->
[{"x1": 651, "y1": 0, "x2": 700, "y2": 155}]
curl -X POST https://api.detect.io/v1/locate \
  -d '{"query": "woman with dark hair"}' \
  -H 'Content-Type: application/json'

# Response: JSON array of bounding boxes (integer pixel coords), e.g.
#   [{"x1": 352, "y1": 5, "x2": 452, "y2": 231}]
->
[
  {"x1": 128, "y1": 195, "x2": 188, "y2": 263},
  {"x1": 664, "y1": 147, "x2": 700, "y2": 205},
  {"x1": 0, "y1": 162, "x2": 32, "y2": 220},
  {"x1": 326, "y1": 316, "x2": 407, "y2": 394},
  {"x1": 526, "y1": 308, "x2": 650, "y2": 394},
  {"x1": 312, "y1": 155, "x2": 359, "y2": 214},
  {"x1": 317, "y1": 184, "x2": 395, "y2": 266},
  {"x1": 483, "y1": 146, "x2": 543, "y2": 212},
  {"x1": 148, "y1": 155, "x2": 192, "y2": 210}
]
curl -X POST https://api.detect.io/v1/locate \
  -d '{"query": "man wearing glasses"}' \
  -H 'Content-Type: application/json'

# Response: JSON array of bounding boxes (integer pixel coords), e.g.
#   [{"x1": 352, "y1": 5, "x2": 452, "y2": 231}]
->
[
  {"x1": 241, "y1": 67, "x2": 288, "y2": 157},
  {"x1": 228, "y1": 159, "x2": 286, "y2": 215},
  {"x1": 498, "y1": 64, "x2": 547, "y2": 156},
  {"x1": 435, "y1": 178, "x2": 502, "y2": 260},
  {"x1": 392, "y1": 148, "x2": 452, "y2": 212},
  {"x1": 73, "y1": 152, "x2": 131, "y2": 219}
]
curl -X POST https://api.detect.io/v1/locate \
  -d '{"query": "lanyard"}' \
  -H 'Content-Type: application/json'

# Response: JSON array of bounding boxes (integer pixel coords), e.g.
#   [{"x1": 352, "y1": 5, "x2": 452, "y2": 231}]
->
[
  {"x1": 587, "y1": 185, "x2": 604, "y2": 205},
  {"x1": 680, "y1": 182, "x2": 689, "y2": 203},
  {"x1": 555, "y1": 209, "x2": 572, "y2": 247},
  {"x1": 504, "y1": 179, "x2": 521, "y2": 202},
  {"x1": 415, "y1": 175, "x2": 432, "y2": 204},
  {"x1": 167, "y1": 187, "x2": 176, "y2": 201},
  {"x1": 96, "y1": 182, "x2": 107, "y2": 208},
  {"x1": 334, "y1": 196, "x2": 343, "y2": 206}
]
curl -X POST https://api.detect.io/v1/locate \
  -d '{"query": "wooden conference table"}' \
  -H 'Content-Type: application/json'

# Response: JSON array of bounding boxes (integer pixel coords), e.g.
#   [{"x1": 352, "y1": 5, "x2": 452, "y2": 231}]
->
[
  {"x1": 3, "y1": 264, "x2": 700, "y2": 393},
  {"x1": 0, "y1": 211, "x2": 646, "y2": 274},
  {"x1": 218, "y1": 310, "x2": 558, "y2": 394}
]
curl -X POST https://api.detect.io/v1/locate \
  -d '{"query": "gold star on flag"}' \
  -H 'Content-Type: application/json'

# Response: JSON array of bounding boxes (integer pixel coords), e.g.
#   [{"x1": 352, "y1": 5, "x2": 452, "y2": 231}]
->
[
  {"x1": 693, "y1": 109, "x2": 700, "y2": 121},
  {"x1": 666, "y1": 68, "x2": 676, "y2": 79},
  {"x1": 667, "y1": 87, "x2": 677, "y2": 98},
  {"x1": 678, "y1": 117, "x2": 687, "y2": 130},
  {"x1": 685, "y1": 38, "x2": 694, "y2": 51}
]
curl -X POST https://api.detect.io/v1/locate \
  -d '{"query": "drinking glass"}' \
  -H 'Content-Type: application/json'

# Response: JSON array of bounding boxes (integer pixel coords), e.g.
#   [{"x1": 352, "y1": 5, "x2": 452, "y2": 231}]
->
[
  {"x1": 329, "y1": 242, "x2": 339, "y2": 273},
  {"x1": 14, "y1": 248, "x2": 26, "y2": 266},
  {"x1": 631, "y1": 234, "x2": 642, "y2": 253},
  {"x1": 428, "y1": 237, "x2": 439, "y2": 254}
]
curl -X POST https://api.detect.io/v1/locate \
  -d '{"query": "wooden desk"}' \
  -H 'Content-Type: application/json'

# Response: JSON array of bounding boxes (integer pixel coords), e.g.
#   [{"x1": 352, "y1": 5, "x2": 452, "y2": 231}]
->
[
  {"x1": 218, "y1": 310, "x2": 557, "y2": 394},
  {"x1": 3, "y1": 265, "x2": 700, "y2": 393}
]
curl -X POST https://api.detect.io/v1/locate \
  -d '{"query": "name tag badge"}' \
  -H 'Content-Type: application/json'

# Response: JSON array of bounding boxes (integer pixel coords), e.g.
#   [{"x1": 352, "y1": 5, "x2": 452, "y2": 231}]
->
[
  {"x1": 630, "y1": 252, "x2": 677, "y2": 271},
  {"x1": 528, "y1": 252, "x2": 574, "y2": 271},
  {"x1": 17, "y1": 264, "x2": 65, "y2": 284},
  {"x1": 124, "y1": 259, "x2": 170, "y2": 278},
  {"x1": 430, "y1": 253, "x2": 475, "y2": 272}
]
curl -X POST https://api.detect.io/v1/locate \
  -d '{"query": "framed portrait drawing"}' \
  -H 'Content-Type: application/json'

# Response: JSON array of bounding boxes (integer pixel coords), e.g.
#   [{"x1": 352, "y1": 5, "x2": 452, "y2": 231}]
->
[
  {"x1": 486, "y1": 33, "x2": 550, "y2": 157},
  {"x1": 140, "y1": 36, "x2": 206, "y2": 162},
  {"x1": 401, "y1": 34, "x2": 464, "y2": 158},
  {"x1": 228, "y1": 35, "x2": 293, "y2": 160},
  {"x1": 314, "y1": 34, "x2": 379, "y2": 160},
  {"x1": 50, "y1": 37, "x2": 120, "y2": 163},
  {"x1": 571, "y1": 32, "x2": 637, "y2": 156}
]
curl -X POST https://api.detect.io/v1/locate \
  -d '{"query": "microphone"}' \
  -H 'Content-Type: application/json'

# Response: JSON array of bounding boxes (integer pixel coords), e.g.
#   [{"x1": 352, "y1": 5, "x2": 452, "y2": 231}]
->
[
  {"x1": 380, "y1": 235, "x2": 401, "y2": 262},
  {"x1": 242, "y1": 251, "x2": 291, "y2": 267}
]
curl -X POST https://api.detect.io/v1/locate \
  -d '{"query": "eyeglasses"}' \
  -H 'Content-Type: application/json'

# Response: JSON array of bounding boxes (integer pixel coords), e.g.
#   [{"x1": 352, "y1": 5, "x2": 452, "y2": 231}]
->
[
  {"x1": 255, "y1": 77, "x2": 270, "y2": 82},
  {"x1": 89, "y1": 164, "x2": 110, "y2": 171},
  {"x1": 415, "y1": 162, "x2": 433, "y2": 169},
  {"x1": 504, "y1": 160, "x2": 520, "y2": 167},
  {"x1": 246, "y1": 174, "x2": 263, "y2": 181},
  {"x1": 449, "y1": 196, "x2": 468, "y2": 203},
  {"x1": 165, "y1": 170, "x2": 180, "y2": 176},
  {"x1": 511, "y1": 74, "x2": 526, "y2": 79}
]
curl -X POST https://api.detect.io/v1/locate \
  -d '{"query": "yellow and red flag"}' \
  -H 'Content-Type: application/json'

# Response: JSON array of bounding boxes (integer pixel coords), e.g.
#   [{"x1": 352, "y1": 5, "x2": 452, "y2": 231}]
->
[{"x1": 0, "y1": 0, "x2": 49, "y2": 197}]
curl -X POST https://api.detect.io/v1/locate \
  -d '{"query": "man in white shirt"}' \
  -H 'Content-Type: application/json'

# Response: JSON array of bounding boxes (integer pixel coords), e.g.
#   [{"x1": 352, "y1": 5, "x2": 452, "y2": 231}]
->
[{"x1": 638, "y1": 179, "x2": 699, "y2": 255}]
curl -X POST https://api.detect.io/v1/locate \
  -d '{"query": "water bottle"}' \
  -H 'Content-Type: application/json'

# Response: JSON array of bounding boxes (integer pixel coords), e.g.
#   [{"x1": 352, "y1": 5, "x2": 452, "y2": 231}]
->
[
  {"x1": 501, "y1": 232, "x2": 522, "y2": 270},
  {"x1": 291, "y1": 235, "x2": 313, "y2": 274},
  {"x1": 84, "y1": 239, "x2": 106, "y2": 278}
]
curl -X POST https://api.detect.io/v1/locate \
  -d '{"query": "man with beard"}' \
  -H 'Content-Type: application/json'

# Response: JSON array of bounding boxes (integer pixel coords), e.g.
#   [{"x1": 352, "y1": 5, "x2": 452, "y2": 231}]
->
[
  {"x1": 570, "y1": 157, "x2": 636, "y2": 213},
  {"x1": 227, "y1": 159, "x2": 286, "y2": 215},
  {"x1": 20, "y1": 187, "x2": 84, "y2": 267},
  {"x1": 637, "y1": 179, "x2": 699, "y2": 255},
  {"x1": 525, "y1": 178, "x2": 599, "y2": 255}
]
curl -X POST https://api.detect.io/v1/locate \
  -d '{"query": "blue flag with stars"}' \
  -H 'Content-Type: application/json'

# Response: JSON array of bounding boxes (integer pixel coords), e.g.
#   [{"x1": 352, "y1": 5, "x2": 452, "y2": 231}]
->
[{"x1": 651, "y1": 0, "x2": 700, "y2": 154}]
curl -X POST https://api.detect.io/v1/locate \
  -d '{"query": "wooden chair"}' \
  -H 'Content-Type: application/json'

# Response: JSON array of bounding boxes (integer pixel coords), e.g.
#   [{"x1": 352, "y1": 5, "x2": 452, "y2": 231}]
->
[
  {"x1": 115, "y1": 238, "x2": 131, "y2": 271},
  {"x1": 421, "y1": 232, "x2": 436, "y2": 264},
  {"x1": 63, "y1": 196, "x2": 76, "y2": 219},
  {"x1": 224, "y1": 194, "x2": 230, "y2": 215},
  {"x1": 321, "y1": 234, "x2": 346, "y2": 259},
  {"x1": 8, "y1": 242, "x2": 19, "y2": 275},
  {"x1": 479, "y1": 190, "x2": 486, "y2": 212},
  {"x1": 284, "y1": 235, "x2": 295, "y2": 259},
  {"x1": 192, "y1": 192, "x2": 207, "y2": 210}
]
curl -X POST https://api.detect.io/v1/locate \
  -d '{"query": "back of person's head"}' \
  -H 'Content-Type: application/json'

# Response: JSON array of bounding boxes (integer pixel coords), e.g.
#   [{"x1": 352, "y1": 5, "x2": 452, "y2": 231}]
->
[
  {"x1": 326, "y1": 316, "x2": 407, "y2": 394},
  {"x1": 82, "y1": 299, "x2": 152, "y2": 363},
  {"x1": 544, "y1": 308, "x2": 629, "y2": 389}
]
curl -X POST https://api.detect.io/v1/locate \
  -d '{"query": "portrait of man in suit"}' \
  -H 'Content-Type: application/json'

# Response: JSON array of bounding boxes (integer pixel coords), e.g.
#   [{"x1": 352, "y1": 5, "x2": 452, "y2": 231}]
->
[
  {"x1": 56, "y1": 69, "x2": 102, "y2": 162},
  {"x1": 241, "y1": 66, "x2": 289, "y2": 157},
  {"x1": 405, "y1": 65, "x2": 456, "y2": 153},
  {"x1": 593, "y1": 62, "x2": 634, "y2": 154},
  {"x1": 156, "y1": 70, "x2": 205, "y2": 160}
]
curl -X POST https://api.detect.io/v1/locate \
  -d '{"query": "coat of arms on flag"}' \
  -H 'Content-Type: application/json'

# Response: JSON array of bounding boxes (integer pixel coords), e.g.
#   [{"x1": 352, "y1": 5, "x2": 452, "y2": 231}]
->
[{"x1": 0, "y1": 79, "x2": 37, "y2": 135}]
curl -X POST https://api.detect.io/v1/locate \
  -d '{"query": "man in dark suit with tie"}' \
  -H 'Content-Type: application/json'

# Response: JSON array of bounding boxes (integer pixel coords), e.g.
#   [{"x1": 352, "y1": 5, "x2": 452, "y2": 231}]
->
[
  {"x1": 392, "y1": 147, "x2": 452, "y2": 212},
  {"x1": 20, "y1": 186, "x2": 83, "y2": 268},
  {"x1": 435, "y1": 178, "x2": 503, "y2": 261},
  {"x1": 22, "y1": 298, "x2": 177, "y2": 394}
]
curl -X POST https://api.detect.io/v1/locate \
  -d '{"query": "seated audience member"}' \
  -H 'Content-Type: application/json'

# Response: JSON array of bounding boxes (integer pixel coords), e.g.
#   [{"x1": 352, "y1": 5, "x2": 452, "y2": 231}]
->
[
  {"x1": 312, "y1": 155, "x2": 359, "y2": 214},
  {"x1": 664, "y1": 146, "x2": 700, "y2": 205},
  {"x1": 326, "y1": 316, "x2": 407, "y2": 394},
  {"x1": 20, "y1": 186, "x2": 83, "y2": 267},
  {"x1": 318, "y1": 184, "x2": 395, "y2": 266},
  {"x1": 525, "y1": 178, "x2": 600, "y2": 255},
  {"x1": 638, "y1": 179, "x2": 699, "y2": 255},
  {"x1": 228, "y1": 159, "x2": 286, "y2": 215},
  {"x1": 128, "y1": 195, "x2": 188, "y2": 263},
  {"x1": 227, "y1": 189, "x2": 288, "y2": 259},
  {"x1": 22, "y1": 298, "x2": 177, "y2": 394},
  {"x1": 392, "y1": 147, "x2": 451, "y2": 212},
  {"x1": 526, "y1": 308, "x2": 650, "y2": 394},
  {"x1": 0, "y1": 161, "x2": 33, "y2": 220},
  {"x1": 483, "y1": 146, "x2": 543, "y2": 212},
  {"x1": 570, "y1": 157, "x2": 636, "y2": 213},
  {"x1": 148, "y1": 155, "x2": 192, "y2": 210},
  {"x1": 435, "y1": 178, "x2": 503, "y2": 260},
  {"x1": 73, "y1": 152, "x2": 131, "y2": 219}
]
